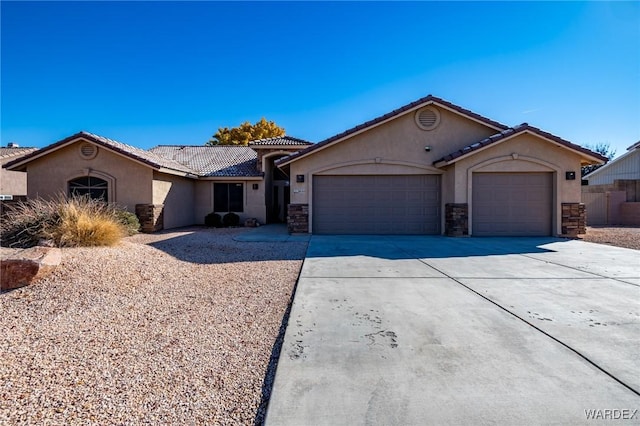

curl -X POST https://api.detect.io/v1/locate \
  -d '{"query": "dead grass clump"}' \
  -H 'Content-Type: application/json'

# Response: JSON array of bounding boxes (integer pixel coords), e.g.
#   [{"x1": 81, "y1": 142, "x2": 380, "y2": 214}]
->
[
  {"x1": 48, "y1": 203, "x2": 124, "y2": 247},
  {"x1": 0, "y1": 195, "x2": 136, "y2": 248}
]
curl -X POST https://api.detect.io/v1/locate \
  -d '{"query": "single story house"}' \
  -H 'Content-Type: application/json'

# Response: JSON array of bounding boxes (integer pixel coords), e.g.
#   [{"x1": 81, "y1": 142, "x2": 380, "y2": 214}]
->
[{"x1": 4, "y1": 94, "x2": 606, "y2": 236}]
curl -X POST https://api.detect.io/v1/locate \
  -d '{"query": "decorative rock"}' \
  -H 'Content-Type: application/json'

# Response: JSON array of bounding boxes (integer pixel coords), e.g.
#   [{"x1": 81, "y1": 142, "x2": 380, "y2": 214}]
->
[
  {"x1": 244, "y1": 218, "x2": 260, "y2": 227},
  {"x1": 1, "y1": 246, "x2": 61, "y2": 291}
]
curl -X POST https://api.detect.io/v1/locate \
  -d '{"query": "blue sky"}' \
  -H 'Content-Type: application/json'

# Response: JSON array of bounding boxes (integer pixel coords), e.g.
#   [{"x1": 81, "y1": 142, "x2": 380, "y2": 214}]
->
[{"x1": 2, "y1": 1, "x2": 639, "y2": 157}]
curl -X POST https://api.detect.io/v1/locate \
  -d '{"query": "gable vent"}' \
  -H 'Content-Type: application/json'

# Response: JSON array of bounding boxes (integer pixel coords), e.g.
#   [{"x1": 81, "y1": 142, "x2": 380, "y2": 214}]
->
[
  {"x1": 415, "y1": 106, "x2": 441, "y2": 131},
  {"x1": 79, "y1": 143, "x2": 98, "y2": 159}
]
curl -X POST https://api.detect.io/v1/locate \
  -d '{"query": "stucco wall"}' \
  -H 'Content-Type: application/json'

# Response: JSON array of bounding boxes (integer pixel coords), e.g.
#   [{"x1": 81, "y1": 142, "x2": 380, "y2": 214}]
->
[
  {"x1": 152, "y1": 172, "x2": 195, "y2": 229},
  {"x1": 1, "y1": 157, "x2": 28, "y2": 195},
  {"x1": 194, "y1": 179, "x2": 266, "y2": 225},
  {"x1": 289, "y1": 106, "x2": 497, "y2": 205},
  {"x1": 25, "y1": 140, "x2": 153, "y2": 211},
  {"x1": 453, "y1": 133, "x2": 584, "y2": 235}
]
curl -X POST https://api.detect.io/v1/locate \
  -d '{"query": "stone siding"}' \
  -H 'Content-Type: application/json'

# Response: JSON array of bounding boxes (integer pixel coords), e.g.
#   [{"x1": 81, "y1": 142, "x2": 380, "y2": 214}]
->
[
  {"x1": 445, "y1": 203, "x2": 468, "y2": 236},
  {"x1": 561, "y1": 203, "x2": 586, "y2": 237},
  {"x1": 287, "y1": 204, "x2": 309, "y2": 234},
  {"x1": 136, "y1": 204, "x2": 164, "y2": 233}
]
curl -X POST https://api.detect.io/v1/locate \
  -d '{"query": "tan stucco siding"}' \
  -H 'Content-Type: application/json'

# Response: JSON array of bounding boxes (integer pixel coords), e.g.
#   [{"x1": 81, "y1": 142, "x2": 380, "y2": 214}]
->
[
  {"x1": 194, "y1": 179, "x2": 266, "y2": 225},
  {"x1": 152, "y1": 172, "x2": 195, "y2": 229},
  {"x1": 194, "y1": 181, "x2": 213, "y2": 225},
  {"x1": 453, "y1": 133, "x2": 584, "y2": 235},
  {"x1": 25, "y1": 140, "x2": 153, "y2": 210},
  {"x1": 1, "y1": 157, "x2": 28, "y2": 195},
  {"x1": 289, "y1": 106, "x2": 496, "y2": 205}
]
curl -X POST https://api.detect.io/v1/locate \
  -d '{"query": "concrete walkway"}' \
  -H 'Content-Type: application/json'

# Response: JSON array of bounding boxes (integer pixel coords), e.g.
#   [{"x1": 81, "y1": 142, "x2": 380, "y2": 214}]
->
[
  {"x1": 266, "y1": 236, "x2": 640, "y2": 425},
  {"x1": 233, "y1": 224, "x2": 310, "y2": 242}
]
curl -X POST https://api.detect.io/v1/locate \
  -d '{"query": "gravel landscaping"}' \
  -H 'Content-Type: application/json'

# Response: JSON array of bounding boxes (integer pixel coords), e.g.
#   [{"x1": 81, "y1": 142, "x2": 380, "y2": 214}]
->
[
  {"x1": 0, "y1": 227, "x2": 307, "y2": 425},
  {"x1": 580, "y1": 226, "x2": 640, "y2": 250}
]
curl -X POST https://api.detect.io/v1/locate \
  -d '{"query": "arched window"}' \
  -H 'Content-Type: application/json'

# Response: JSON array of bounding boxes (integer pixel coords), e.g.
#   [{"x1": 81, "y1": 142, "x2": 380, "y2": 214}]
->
[{"x1": 68, "y1": 176, "x2": 109, "y2": 202}]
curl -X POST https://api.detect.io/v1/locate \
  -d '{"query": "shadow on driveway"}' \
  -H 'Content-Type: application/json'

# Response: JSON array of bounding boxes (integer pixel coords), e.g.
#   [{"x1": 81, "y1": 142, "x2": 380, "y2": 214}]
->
[
  {"x1": 135, "y1": 226, "x2": 308, "y2": 265},
  {"x1": 306, "y1": 235, "x2": 566, "y2": 259}
]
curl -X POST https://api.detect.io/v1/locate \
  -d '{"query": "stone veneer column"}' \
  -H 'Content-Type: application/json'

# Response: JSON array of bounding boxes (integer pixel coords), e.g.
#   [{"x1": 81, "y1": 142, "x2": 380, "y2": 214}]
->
[
  {"x1": 561, "y1": 203, "x2": 586, "y2": 237},
  {"x1": 135, "y1": 204, "x2": 164, "y2": 233},
  {"x1": 445, "y1": 203, "x2": 468, "y2": 236},
  {"x1": 287, "y1": 204, "x2": 309, "y2": 234}
]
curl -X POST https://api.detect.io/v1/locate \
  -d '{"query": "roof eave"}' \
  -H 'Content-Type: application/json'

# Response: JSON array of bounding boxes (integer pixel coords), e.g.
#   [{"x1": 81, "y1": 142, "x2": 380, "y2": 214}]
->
[
  {"x1": 276, "y1": 97, "x2": 508, "y2": 167},
  {"x1": 249, "y1": 144, "x2": 312, "y2": 150},
  {"x1": 433, "y1": 129, "x2": 608, "y2": 168},
  {"x1": 198, "y1": 175, "x2": 263, "y2": 181},
  {"x1": 156, "y1": 167, "x2": 199, "y2": 178},
  {"x1": 4, "y1": 133, "x2": 196, "y2": 176}
]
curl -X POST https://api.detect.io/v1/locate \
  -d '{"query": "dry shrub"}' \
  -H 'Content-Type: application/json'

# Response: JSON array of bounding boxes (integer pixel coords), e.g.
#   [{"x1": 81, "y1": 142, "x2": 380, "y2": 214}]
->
[
  {"x1": 48, "y1": 203, "x2": 124, "y2": 247},
  {"x1": 1, "y1": 195, "x2": 134, "y2": 248}
]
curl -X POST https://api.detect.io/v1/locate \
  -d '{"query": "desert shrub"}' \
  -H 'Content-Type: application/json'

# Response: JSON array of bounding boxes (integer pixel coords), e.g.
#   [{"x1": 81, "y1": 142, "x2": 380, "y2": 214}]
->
[
  {"x1": 0, "y1": 197, "x2": 61, "y2": 248},
  {"x1": 0, "y1": 195, "x2": 130, "y2": 248},
  {"x1": 50, "y1": 203, "x2": 124, "y2": 247},
  {"x1": 204, "y1": 212, "x2": 223, "y2": 228},
  {"x1": 115, "y1": 210, "x2": 140, "y2": 235},
  {"x1": 222, "y1": 212, "x2": 240, "y2": 227}
]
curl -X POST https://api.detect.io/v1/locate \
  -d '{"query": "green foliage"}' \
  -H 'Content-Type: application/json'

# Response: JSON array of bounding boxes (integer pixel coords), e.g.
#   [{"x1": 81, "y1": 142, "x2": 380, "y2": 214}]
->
[
  {"x1": 0, "y1": 195, "x2": 132, "y2": 248},
  {"x1": 207, "y1": 117, "x2": 285, "y2": 146},
  {"x1": 115, "y1": 210, "x2": 141, "y2": 236},
  {"x1": 222, "y1": 212, "x2": 240, "y2": 227},
  {"x1": 582, "y1": 143, "x2": 616, "y2": 177},
  {"x1": 205, "y1": 212, "x2": 223, "y2": 228}
]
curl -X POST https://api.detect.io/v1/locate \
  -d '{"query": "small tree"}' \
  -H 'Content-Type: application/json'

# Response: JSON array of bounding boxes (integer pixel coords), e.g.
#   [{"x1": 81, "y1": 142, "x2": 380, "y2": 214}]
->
[
  {"x1": 582, "y1": 143, "x2": 616, "y2": 177},
  {"x1": 206, "y1": 118, "x2": 285, "y2": 146}
]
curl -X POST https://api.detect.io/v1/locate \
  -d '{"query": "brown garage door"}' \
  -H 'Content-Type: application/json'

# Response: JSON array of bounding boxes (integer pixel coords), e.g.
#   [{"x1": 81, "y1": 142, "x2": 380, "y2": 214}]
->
[
  {"x1": 313, "y1": 175, "x2": 440, "y2": 234},
  {"x1": 472, "y1": 172, "x2": 552, "y2": 236}
]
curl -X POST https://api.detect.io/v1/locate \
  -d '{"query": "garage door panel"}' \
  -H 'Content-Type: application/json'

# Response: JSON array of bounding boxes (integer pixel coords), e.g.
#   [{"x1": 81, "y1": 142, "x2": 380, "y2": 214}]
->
[
  {"x1": 314, "y1": 175, "x2": 440, "y2": 235},
  {"x1": 473, "y1": 172, "x2": 552, "y2": 237}
]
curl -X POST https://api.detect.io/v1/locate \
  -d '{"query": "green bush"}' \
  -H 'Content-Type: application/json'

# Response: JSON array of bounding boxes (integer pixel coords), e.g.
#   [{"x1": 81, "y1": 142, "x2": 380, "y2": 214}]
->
[
  {"x1": 0, "y1": 195, "x2": 132, "y2": 248},
  {"x1": 205, "y1": 212, "x2": 223, "y2": 228},
  {"x1": 116, "y1": 210, "x2": 140, "y2": 236},
  {"x1": 222, "y1": 212, "x2": 240, "y2": 227}
]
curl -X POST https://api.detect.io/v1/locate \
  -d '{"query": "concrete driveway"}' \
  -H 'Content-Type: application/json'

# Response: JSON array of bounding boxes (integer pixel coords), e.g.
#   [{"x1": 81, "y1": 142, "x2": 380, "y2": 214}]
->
[{"x1": 266, "y1": 236, "x2": 640, "y2": 425}]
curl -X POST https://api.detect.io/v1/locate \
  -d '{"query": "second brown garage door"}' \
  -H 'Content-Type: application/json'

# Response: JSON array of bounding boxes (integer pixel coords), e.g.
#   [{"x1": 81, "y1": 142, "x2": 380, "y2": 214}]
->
[
  {"x1": 472, "y1": 172, "x2": 553, "y2": 236},
  {"x1": 313, "y1": 175, "x2": 440, "y2": 234}
]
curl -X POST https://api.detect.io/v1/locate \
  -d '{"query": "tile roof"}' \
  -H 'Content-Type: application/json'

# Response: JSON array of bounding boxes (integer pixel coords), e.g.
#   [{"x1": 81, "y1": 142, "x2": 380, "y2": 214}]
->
[
  {"x1": 433, "y1": 123, "x2": 608, "y2": 166},
  {"x1": 248, "y1": 136, "x2": 313, "y2": 146},
  {"x1": 276, "y1": 94, "x2": 509, "y2": 166},
  {"x1": 0, "y1": 147, "x2": 38, "y2": 160},
  {"x1": 149, "y1": 145, "x2": 261, "y2": 177},
  {"x1": 4, "y1": 131, "x2": 196, "y2": 175}
]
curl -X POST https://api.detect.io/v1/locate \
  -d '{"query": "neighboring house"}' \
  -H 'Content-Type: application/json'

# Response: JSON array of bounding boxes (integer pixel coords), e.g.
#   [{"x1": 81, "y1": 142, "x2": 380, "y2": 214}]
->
[
  {"x1": 582, "y1": 141, "x2": 640, "y2": 225},
  {"x1": 4, "y1": 94, "x2": 606, "y2": 236},
  {"x1": 1, "y1": 144, "x2": 38, "y2": 198},
  {"x1": 583, "y1": 141, "x2": 640, "y2": 185}
]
